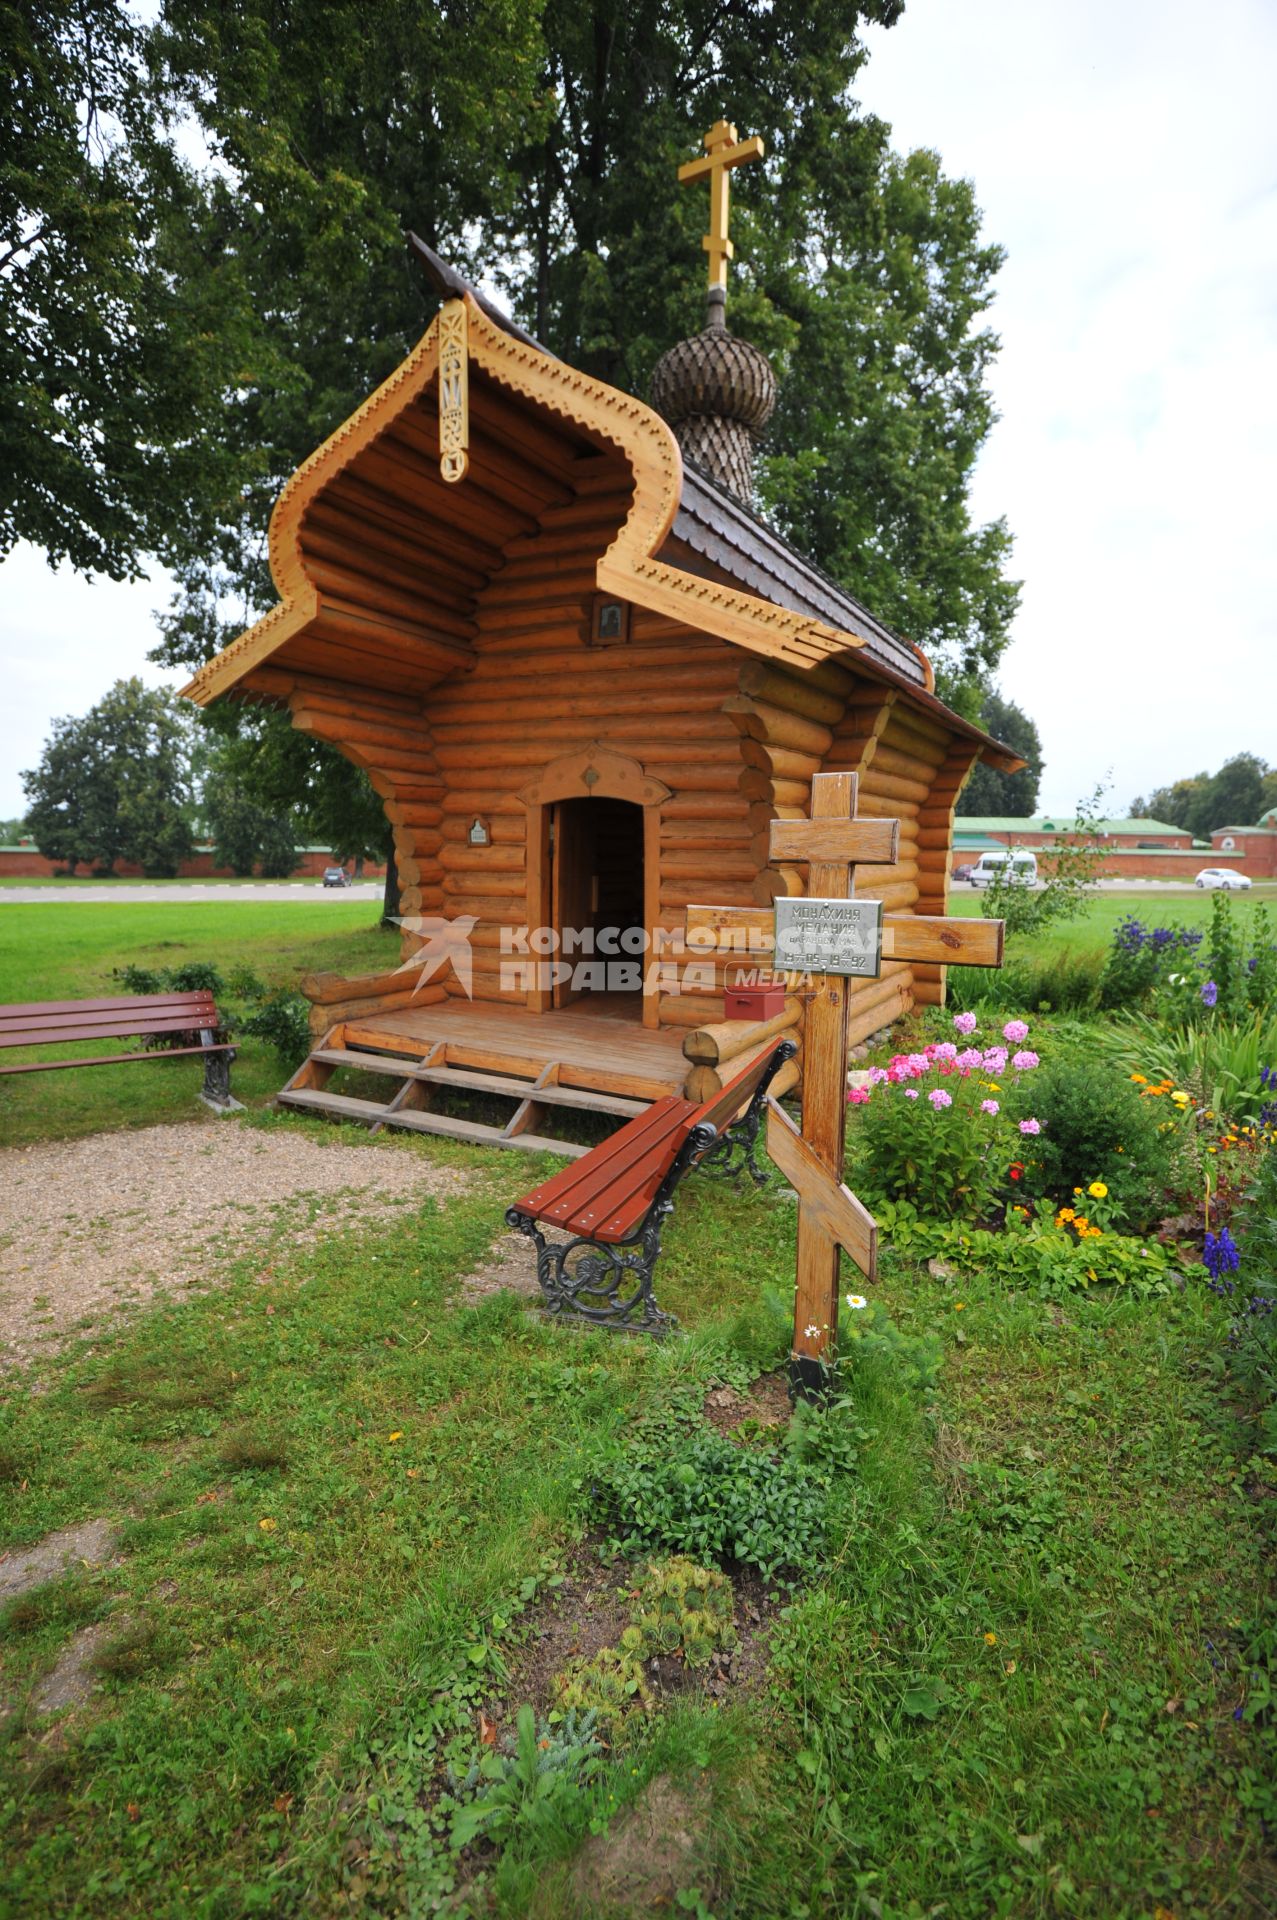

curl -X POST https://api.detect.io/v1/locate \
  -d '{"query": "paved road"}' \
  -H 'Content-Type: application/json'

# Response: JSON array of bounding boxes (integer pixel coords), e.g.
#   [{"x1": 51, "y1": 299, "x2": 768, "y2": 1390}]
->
[{"x1": 0, "y1": 884, "x2": 387, "y2": 905}]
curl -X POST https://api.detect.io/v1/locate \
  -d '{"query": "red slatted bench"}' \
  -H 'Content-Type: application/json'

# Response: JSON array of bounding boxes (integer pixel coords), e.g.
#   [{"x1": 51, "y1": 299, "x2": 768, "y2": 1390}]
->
[
  {"x1": 0, "y1": 992, "x2": 237, "y2": 1109},
  {"x1": 505, "y1": 1036, "x2": 797, "y2": 1331}
]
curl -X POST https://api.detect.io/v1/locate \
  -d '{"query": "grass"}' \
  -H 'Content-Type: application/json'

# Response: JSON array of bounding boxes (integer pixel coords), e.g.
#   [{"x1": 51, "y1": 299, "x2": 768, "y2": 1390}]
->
[
  {"x1": 949, "y1": 882, "x2": 1277, "y2": 956},
  {"x1": 0, "y1": 902, "x2": 400, "y2": 1146},
  {"x1": 0, "y1": 876, "x2": 359, "y2": 889},
  {"x1": 0, "y1": 896, "x2": 1273, "y2": 1913},
  {"x1": 0, "y1": 1124, "x2": 1272, "y2": 1917}
]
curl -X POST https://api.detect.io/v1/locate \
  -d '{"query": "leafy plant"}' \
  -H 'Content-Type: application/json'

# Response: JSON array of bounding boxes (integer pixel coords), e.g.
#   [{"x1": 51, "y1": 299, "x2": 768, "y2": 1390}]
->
[
  {"x1": 589, "y1": 1426, "x2": 826, "y2": 1579},
  {"x1": 1006, "y1": 1051, "x2": 1186, "y2": 1230},
  {"x1": 977, "y1": 786, "x2": 1108, "y2": 936},
  {"x1": 445, "y1": 1706, "x2": 604, "y2": 1850},
  {"x1": 1088, "y1": 1007, "x2": 1277, "y2": 1127},
  {"x1": 239, "y1": 990, "x2": 312, "y2": 1067},
  {"x1": 949, "y1": 946, "x2": 1105, "y2": 1016},
  {"x1": 875, "y1": 1199, "x2": 1180, "y2": 1296}
]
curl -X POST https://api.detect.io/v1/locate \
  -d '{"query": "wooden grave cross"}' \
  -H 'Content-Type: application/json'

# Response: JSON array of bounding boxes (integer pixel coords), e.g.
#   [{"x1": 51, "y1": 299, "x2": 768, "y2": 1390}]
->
[{"x1": 685, "y1": 770, "x2": 1005, "y2": 1399}]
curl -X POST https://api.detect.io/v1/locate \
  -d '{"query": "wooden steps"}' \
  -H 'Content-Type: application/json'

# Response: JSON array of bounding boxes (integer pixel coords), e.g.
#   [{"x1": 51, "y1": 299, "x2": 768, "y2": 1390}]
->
[{"x1": 275, "y1": 1030, "x2": 655, "y2": 1155}]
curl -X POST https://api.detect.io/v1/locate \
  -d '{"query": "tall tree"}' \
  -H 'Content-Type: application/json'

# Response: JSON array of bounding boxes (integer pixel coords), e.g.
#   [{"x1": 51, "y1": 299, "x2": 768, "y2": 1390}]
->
[
  {"x1": 143, "y1": 0, "x2": 1017, "y2": 692},
  {"x1": 22, "y1": 679, "x2": 195, "y2": 874},
  {"x1": 955, "y1": 689, "x2": 1043, "y2": 816},
  {"x1": 0, "y1": 1, "x2": 264, "y2": 578},
  {"x1": 1131, "y1": 755, "x2": 1271, "y2": 837}
]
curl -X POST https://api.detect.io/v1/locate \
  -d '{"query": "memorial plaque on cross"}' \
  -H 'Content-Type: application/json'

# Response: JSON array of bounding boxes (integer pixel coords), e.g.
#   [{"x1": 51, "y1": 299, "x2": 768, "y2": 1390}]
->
[{"x1": 685, "y1": 771, "x2": 1005, "y2": 1400}]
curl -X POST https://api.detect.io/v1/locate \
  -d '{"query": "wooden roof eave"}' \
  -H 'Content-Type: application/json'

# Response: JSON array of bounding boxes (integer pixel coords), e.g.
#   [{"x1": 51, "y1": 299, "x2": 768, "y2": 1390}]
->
[{"x1": 178, "y1": 288, "x2": 1022, "y2": 775}]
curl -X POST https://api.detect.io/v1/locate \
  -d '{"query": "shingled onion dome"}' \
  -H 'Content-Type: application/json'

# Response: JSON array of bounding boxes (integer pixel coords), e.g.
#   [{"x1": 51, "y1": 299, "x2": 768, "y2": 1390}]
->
[{"x1": 650, "y1": 286, "x2": 776, "y2": 503}]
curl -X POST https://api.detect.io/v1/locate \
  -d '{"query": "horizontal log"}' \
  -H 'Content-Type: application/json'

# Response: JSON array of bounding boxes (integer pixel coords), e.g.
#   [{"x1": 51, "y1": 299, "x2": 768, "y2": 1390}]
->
[
  {"x1": 725, "y1": 696, "x2": 834, "y2": 757},
  {"x1": 736, "y1": 660, "x2": 846, "y2": 725},
  {"x1": 307, "y1": 983, "x2": 446, "y2": 1033},
  {"x1": 437, "y1": 843, "x2": 526, "y2": 873},
  {"x1": 740, "y1": 739, "x2": 823, "y2": 781},
  {"x1": 751, "y1": 866, "x2": 806, "y2": 905},
  {"x1": 867, "y1": 741, "x2": 946, "y2": 782},
  {"x1": 859, "y1": 770, "x2": 931, "y2": 805},
  {"x1": 682, "y1": 996, "x2": 802, "y2": 1067},
  {"x1": 658, "y1": 993, "x2": 724, "y2": 1027}
]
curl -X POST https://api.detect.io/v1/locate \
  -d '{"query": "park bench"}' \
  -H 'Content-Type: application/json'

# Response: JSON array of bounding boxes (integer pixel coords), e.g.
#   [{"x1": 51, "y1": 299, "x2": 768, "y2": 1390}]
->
[
  {"x1": 506, "y1": 1036, "x2": 797, "y2": 1333},
  {"x1": 0, "y1": 992, "x2": 237, "y2": 1109}
]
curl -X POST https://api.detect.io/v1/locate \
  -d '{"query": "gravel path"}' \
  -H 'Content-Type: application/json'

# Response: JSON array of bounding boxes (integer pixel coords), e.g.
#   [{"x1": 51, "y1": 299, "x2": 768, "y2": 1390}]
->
[{"x1": 0, "y1": 1121, "x2": 471, "y2": 1366}]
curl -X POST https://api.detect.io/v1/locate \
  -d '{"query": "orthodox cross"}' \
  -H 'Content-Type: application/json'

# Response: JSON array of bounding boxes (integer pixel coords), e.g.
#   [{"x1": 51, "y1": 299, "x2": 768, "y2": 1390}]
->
[
  {"x1": 678, "y1": 119, "x2": 765, "y2": 291},
  {"x1": 685, "y1": 772, "x2": 1005, "y2": 1400}
]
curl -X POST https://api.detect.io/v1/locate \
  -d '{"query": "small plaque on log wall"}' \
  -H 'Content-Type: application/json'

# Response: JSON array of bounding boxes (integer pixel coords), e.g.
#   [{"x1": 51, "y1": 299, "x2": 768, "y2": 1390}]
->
[{"x1": 773, "y1": 898, "x2": 884, "y2": 978}]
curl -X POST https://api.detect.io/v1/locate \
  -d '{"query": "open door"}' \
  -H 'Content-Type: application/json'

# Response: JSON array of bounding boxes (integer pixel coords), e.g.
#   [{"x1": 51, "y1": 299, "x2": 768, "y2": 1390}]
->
[{"x1": 549, "y1": 797, "x2": 645, "y2": 1012}]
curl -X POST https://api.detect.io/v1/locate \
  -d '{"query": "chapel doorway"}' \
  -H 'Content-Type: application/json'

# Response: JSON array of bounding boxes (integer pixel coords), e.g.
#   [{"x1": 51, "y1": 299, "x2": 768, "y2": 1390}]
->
[{"x1": 549, "y1": 797, "x2": 646, "y2": 1013}]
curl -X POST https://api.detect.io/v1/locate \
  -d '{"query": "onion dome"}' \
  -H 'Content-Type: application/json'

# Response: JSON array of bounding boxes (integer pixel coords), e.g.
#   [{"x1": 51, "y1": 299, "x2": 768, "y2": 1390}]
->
[{"x1": 650, "y1": 288, "x2": 776, "y2": 503}]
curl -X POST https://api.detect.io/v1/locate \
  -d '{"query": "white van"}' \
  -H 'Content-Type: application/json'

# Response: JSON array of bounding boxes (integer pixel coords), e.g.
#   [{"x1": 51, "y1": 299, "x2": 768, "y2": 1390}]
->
[{"x1": 969, "y1": 850, "x2": 1039, "y2": 888}]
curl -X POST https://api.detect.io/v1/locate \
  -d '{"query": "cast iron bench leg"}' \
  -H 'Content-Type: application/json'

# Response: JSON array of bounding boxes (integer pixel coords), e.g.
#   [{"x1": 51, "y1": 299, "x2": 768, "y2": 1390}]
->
[
  {"x1": 505, "y1": 1207, "x2": 678, "y2": 1333},
  {"x1": 199, "y1": 1031, "x2": 239, "y2": 1111},
  {"x1": 695, "y1": 1073, "x2": 775, "y2": 1187}
]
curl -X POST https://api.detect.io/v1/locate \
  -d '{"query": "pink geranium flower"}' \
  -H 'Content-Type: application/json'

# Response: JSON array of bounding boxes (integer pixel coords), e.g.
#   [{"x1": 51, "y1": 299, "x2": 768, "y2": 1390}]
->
[
  {"x1": 1003, "y1": 1020, "x2": 1030, "y2": 1043},
  {"x1": 1018, "y1": 1117, "x2": 1041, "y2": 1135},
  {"x1": 931, "y1": 1042, "x2": 958, "y2": 1063},
  {"x1": 957, "y1": 1048, "x2": 983, "y2": 1070},
  {"x1": 1011, "y1": 1050, "x2": 1040, "y2": 1071},
  {"x1": 981, "y1": 1099, "x2": 1000, "y2": 1115},
  {"x1": 903, "y1": 1087, "x2": 920, "y2": 1099},
  {"x1": 846, "y1": 1086, "x2": 871, "y2": 1105},
  {"x1": 953, "y1": 1012, "x2": 978, "y2": 1035},
  {"x1": 929, "y1": 1088, "x2": 953, "y2": 1108}
]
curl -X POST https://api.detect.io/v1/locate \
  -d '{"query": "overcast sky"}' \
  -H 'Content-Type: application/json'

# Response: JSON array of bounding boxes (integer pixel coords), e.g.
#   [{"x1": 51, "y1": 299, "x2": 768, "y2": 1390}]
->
[{"x1": 2, "y1": 0, "x2": 1274, "y2": 822}]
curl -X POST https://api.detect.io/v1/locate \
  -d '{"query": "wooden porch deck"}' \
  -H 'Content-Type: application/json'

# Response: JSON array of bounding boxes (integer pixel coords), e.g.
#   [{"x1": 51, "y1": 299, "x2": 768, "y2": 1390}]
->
[
  {"x1": 276, "y1": 998, "x2": 691, "y2": 1154},
  {"x1": 345, "y1": 1000, "x2": 687, "y2": 1100}
]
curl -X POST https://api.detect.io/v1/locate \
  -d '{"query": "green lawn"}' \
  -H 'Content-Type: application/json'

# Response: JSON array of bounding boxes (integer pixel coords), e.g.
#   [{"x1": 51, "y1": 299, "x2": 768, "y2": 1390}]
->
[
  {"x1": 0, "y1": 897, "x2": 1272, "y2": 1916},
  {"x1": 0, "y1": 903, "x2": 400, "y2": 1146},
  {"x1": 0, "y1": 1122, "x2": 1270, "y2": 1917},
  {"x1": 949, "y1": 882, "x2": 1277, "y2": 953}
]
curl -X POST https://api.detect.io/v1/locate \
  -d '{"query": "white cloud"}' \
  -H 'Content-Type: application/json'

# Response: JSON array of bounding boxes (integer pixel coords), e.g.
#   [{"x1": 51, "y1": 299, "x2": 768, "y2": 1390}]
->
[
  {"x1": 0, "y1": 548, "x2": 177, "y2": 815},
  {"x1": 858, "y1": 0, "x2": 1277, "y2": 814}
]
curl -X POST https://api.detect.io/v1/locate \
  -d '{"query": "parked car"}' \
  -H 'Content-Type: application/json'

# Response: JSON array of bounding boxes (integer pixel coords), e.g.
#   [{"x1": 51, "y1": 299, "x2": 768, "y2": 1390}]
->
[
  {"x1": 969, "y1": 850, "x2": 1039, "y2": 888},
  {"x1": 1194, "y1": 868, "x2": 1252, "y2": 890},
  {"x1": 321, "y1": 866, "x2": 353, "y2": 888},
  {"x1": 953, "y1": 862, "x2": 976, "y2": 883}
]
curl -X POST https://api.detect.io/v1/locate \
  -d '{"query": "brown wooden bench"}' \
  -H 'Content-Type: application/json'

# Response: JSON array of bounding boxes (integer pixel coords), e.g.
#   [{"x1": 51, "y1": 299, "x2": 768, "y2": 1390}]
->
[
  {"x1": 0, "y1": 993, "x2": 238, "y2": 1109},
  {"x1": 505, "y1": 1037, "x2": 797, "y2": 1332}
]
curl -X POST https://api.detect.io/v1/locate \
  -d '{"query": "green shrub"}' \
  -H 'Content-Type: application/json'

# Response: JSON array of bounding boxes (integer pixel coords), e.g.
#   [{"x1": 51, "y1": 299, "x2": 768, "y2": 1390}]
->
[
  {"x1": 948, "y1": 947, "x2": 1105, "y2": 1016},
  {"x1": 1007, "y1": 1053, "x2": 1185, "y2": 1230},
  {"x1": 588, "y1": 1426, "x2": 825, "y2": 1579},
  {"x1": 239, "y1": 990, "x2": 311, "y2": 1067}
]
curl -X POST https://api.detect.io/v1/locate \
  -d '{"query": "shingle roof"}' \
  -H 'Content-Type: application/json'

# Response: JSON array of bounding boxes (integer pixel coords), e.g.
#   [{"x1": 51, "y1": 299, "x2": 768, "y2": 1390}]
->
[{"x1": 672, "y1": 462, "x2": 926, "y2": 687}]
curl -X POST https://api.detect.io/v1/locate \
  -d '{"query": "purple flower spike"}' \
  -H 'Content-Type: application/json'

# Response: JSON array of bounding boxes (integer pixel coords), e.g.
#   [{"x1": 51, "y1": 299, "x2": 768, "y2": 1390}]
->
[{"x1": 1201, "y1": 980, "x2": 1218, "y2": 1008}]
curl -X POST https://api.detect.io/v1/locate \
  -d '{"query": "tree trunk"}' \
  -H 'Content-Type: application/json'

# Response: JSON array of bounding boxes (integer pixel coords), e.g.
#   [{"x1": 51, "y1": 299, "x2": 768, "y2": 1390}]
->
[{"x1": 381, "y1": 842, "x2": 400, "y2": 925}]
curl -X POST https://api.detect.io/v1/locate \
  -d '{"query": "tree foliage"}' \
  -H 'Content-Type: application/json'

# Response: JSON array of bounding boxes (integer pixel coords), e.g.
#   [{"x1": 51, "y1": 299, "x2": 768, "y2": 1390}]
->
[
  {"x1": 1130, "y1": 755, "x2": 1276, "y2": 839},
  {"x1": 0, "y1": 1, "x2": 264, "y2": 578},
  {"x1": 955, "y1": 688, "x2": 1043, "y2": 817},
  {"x1": 202, "y1": 774, "x2": 297, "y2": 878},
  {"x1": 128, "y1": 0, "x2": 1017, "y2": 689},
  {"x1": 21, "y1": 679, "x2": 195, "y2": 875}
]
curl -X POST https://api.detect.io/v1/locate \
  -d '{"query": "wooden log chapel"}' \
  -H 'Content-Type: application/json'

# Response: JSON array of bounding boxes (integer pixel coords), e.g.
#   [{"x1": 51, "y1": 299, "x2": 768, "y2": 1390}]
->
[{"x1": 183, "y1": 122, "x2": 1019, "y2": 1151}]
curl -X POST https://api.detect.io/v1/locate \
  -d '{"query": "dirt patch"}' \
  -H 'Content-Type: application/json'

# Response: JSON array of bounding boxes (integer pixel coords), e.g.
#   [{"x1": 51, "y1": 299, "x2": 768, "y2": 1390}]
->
[
  {"x1": 702, "y1": 1370, "x2": 792, "y2": 1436},
  {"x1": 570, "y1": 1772, "x2": 712, "y2": 1916},
  {"x1": 487, "y1": 1547, "x2": 639, "y2": 1730},
  {"x1": 0, "y1": 1121, "x2": 471, "y2": 1366},
  {"x1": 489, "y1": 1545, "x2": 779, "y2": 1730},
  {"x1": 0, "y1": 1518, "x2": 120, "y2": 1600},
  {"x1": 454, "y1": 1228, "x2": 542, "y2": 1307},
  {"x1": 29, "y1": 1619, "x2": 119, "y2": 1715}
]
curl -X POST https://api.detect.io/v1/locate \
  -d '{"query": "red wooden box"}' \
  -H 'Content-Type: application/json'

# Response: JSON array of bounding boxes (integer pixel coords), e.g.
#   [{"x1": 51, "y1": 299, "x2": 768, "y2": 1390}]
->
[{"x1": 723, "y1": 982, "x2": 786, "y2": 1021}]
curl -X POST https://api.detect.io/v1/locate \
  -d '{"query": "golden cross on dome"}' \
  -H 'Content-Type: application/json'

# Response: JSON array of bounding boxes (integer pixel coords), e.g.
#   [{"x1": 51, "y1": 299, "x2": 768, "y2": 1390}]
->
[{"x1": 678, "y1": 118, "x2": 764, "y2": 292}]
